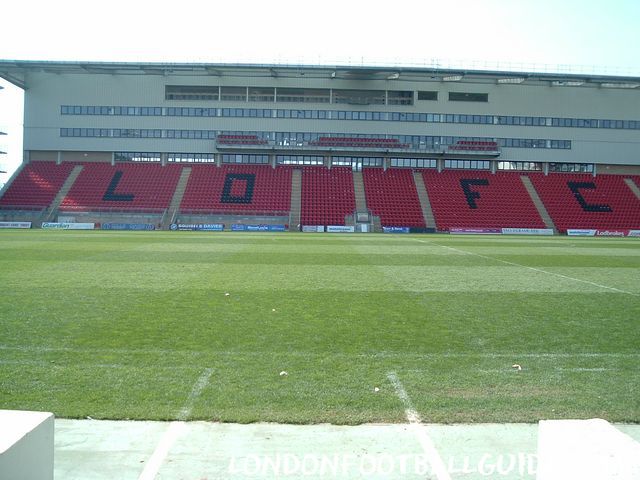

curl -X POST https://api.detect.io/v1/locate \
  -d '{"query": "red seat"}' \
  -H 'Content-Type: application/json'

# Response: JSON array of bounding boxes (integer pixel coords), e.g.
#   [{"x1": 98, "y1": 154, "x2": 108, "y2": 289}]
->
[
  {"x1": 300, "y1": 167, "x2": 355, "y2": 225},
  {"x1": 422, "y1": 170, "x2": 545, "y2": 231},
  {"x1": 362, "y1": 168, "x2": 426, "y2": 228},
  {"x1": 529, "y1": 173, "x2": 640, "y2": 232},
  {"x1": 60, "y1": 163, "x2": 182, "y2": 212},
  {"x1": 0, "y1": 161, "x2": 76, "y2": 208},
  {"x1": 180, "y1": 164, "x2": 291, "y2": 214}
]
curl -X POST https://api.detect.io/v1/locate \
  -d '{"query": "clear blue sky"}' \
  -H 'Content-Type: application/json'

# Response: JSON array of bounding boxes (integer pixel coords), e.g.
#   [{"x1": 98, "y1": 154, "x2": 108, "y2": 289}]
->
[{"x1": 1, "y1": 0, "x2": 639, "y2": 182}]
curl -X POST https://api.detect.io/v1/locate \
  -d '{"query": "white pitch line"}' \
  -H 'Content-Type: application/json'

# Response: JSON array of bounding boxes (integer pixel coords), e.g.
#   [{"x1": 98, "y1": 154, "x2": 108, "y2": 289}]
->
[
  {"x1": 415, "y1": 239, "x2": 640, "y2": 297},
  {"x1": 1, "y1": 344, "x2": 638, "y2": 359},
  {"x1": 137, "y1": 422, "x2": 187, "y2": 480},
  {"x1": 555, "y1": 367, "x2": 611, "y2": 372},
  {"x1": 387, "y1": 372, "x2": 451, "y2": 480},
  {"x1": 137, "y1": 368, "x2": 213, "y2": 480},
  {"x1": 178, "y1": 367, "x2": 213, "y2": 421}
]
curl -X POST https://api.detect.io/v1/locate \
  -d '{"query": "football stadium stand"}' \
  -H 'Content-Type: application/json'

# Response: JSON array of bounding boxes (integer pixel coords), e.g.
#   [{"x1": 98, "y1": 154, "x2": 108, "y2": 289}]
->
[
  {"x1": 60, "y1": 162, "x2": 182, "y2": 212},
  {"x1": 422, "y1": 170, "x2": 546, "y2": 231},
  {"x1": 300, "y1": 166, "x2": 355, "y2": 226},
  {"x1": 529, "y1": 173, "x2": 640, "y2": 232},
  {"x1": 362, "y1": 168, "x2": 426, "y2": 228},
  {"x1": 180, "y1": 164, "x2": 291, "y2": 215},
  {"x1": 2, "y1": 161, "x2": 640, "y2": 232},
  {"x1": 629, "y1": 177, "x2": 640, "y2": 199},
  {"x1": 0, "y1": 161, "x2": 75, "y2": 209}
]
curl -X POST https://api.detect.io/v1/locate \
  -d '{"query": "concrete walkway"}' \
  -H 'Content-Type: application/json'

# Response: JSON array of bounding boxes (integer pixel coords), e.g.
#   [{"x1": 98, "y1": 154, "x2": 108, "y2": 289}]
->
[{"x1": 53, "y1": 419, "x2": 640, "y2": 480}]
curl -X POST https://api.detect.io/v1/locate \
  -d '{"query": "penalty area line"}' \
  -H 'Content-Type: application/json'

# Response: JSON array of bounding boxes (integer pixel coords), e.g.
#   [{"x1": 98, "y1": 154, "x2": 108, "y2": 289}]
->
[
  {"x1": 137, "y1": 367, "x2": 213, "y2": 480},
  {"x1": 387, "y1": 371, "x2": 451, "y2": 480}
]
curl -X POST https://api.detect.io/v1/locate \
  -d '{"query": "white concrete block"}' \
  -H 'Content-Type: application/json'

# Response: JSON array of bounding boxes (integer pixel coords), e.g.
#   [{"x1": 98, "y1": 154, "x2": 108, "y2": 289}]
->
[
  {"x1": 537, "y1": 418, "x2": 640, "y2": 480},
  {"x1": 0, "y1": 410, "x2": 54, "y2": 480}
]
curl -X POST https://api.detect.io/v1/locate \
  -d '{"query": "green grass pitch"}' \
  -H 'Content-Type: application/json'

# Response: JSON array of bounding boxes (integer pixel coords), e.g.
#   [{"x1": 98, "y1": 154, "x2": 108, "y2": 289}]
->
[{"x1": 0, "y1": 230, "x2": 638, "y2": 424}]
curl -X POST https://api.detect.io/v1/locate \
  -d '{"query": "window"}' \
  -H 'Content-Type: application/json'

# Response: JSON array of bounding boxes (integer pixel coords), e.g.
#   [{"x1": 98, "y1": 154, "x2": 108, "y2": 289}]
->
[
  {"x1": 165, "y1": 85, "x2": 219, "y2": 101},
  {"x1": 167, "y1": 153, "x2": 216, "y2": 163},
  {"x1": 332, "y1": 157, "x2": 383, "y2": 169},
  {"x1": 497, "y1": 161, "x2": 542, "y2": 171},
  {"x1": 166, "y1": 130, "x2": 215, "y2": 139},
  {"x1": 221, "y1": 86, "x2": 247, "y2": 102},
  {"x1": 221, "y1": 154, "x2": 269, "y2": 164},
  {"x1": 390, "y1": 158, "x2": 437, "y2": 168},
  {"x1": 444, "y1": 159, "x2": 490, "y2": 170},
  {"x1": 276, "y1": 88, "x2": 330, "y2": 103},
  {"x1": 448, "y1": 92, "x2": 489, "y2": 102},
  {"x1": 114, "y1": 152, "x2": 162, "y2": 162},
  {"x1": 549, "y1": 163, "x2": 594, "y2": 173},
  {"x1": 387, "y1": 90, "x2": 414, "y2": 105},
  {"x1": 499, "y1": 138, "x2": 567, "y2": 149},
  {"x1": 549, "y1": 140, "x2": 571, "y2": 149},
  {"x1": 248, "y1": 87, "x2": 275, "y2": 102},
  {"x1": 333, "y1": 89, "x2": 385, "y2": 105},
  {"x1": 417, "y1": 91, "x2": 438, "y2": 101},
  {"x1": 140, "y1": 107, "x2": 162, "y2": 116},
  {"x1": 276, "y1": 155, "x2": 324, "y2": 165}
]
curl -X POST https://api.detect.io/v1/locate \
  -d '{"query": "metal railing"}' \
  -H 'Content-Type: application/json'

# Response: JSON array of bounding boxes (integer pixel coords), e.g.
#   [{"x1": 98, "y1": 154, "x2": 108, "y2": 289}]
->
[
  {"x1": 178, "y1": 208, "x2": 289, "y2": 217},
  {"x1": 58, "y1": 206, "x2": 166, "y2": 214}
]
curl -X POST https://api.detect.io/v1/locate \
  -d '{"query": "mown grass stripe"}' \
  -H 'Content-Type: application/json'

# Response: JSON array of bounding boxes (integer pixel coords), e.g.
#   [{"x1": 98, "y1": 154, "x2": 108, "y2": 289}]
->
[{"x1": 416, "y1": 239, "x2": 639, "y2": 297}]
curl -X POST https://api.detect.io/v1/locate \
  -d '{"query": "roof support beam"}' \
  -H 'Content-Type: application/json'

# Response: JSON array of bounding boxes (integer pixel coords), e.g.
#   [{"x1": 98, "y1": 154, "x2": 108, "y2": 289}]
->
[{"x1": 0, "y1": 72, "x2": 26, "y2": 89}]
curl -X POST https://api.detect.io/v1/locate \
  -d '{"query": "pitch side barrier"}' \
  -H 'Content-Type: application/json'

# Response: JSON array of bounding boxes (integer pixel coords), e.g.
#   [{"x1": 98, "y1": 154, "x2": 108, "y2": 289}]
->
[
  {"x1": 168, "y1": 224, "x2": 286, "y2": 232},
  {"x1": 450, "y1": 227, "x2": 555, "y2": 235},
  {"x1": 101, "y1": 223, "x2": 155, "y2": 230},
  {"x1": 231, "y1": 224, "x2": 287, "y2": 232},
  {"x1": 170, "y1": 223, "x2": 224, "y2": 231},
  {"x1": 382, "y1": 227, "x2": 438, "y2": 234},
  {"x1": 41, "y1": 222, "x2": 95, "y2": 230},
  {"x1": 0, "y1": 221, "x2": 32, "y2": 229},
  {"x1": 300, "y1": 226, "x2": 438, "y2": 233},
  {"x1": 568, "y1": 229, "x2": 640, "y2": 237}
]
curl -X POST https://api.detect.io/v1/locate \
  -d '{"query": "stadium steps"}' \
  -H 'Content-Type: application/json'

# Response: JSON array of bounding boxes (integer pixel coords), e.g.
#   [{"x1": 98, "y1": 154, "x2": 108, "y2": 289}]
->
[
  {"x1": 352, "y1": 170, "x2": 368, "y2": 213},
  {"x1": 624, "y1": 177, "x2": 640, "y2": 201},
  {"x1": 412, "y1": 170, "x2": 437, "y2": 229},
  {"x1": 289, "y1": 168, "x2": 302, "y2": 231},
  {"x1": 43, "y1": 164, "x2": 84, "y2": 222},
  {"x1": 520, "y1": 175, "x2": 557, "y2": 232},
  {"x1": 164, "y1": 166, "x2": 192, "y2": 227}
]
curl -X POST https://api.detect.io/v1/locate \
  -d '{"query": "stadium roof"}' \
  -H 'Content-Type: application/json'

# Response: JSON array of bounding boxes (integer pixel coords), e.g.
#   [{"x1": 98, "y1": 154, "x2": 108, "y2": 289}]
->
[{"x1": 0, "y1": 59, "x2": 639, "y2": 90}]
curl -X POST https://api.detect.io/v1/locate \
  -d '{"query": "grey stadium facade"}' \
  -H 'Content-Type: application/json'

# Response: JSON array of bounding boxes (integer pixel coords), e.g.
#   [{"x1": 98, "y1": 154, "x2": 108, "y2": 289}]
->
[{"x1": 0, "y1": 60, "x2": 638, "y2": 175}]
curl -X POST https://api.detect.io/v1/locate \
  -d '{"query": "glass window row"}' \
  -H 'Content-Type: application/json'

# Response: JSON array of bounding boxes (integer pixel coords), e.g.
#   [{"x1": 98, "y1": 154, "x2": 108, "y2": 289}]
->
[
  {"x1": 221, "y1": 154, "x2": 269, "y2": 164},
  {"x1": 276, "y1": 155, "x2": 324, "y2": 165},
  {"x1": 332, "y1": 157, "x2": 384, "y2": 167},
  {"x1": 167, "y1": 153, "x2": 216, "y2": 163},
  {"x1": 60, "y1": 128, "x2": 570, "y2": 150},
  {"x1": 497, "y1": 161, "x2": 543, "y2": 171},
  {"x1": 164, "y1": 86, "x2": 414, "y2": 105},
  {"x1": 114, "y1": 152, "x2": 162, "y2": 162},
  {"x1": 61, "y1": 104, "x2": 640, "y2": 131},
  {"x1": 445, "y1": 159, "x2": 491, "y2": 170},
  {"x1": 549, "y1": 162, "x2": 594, "y2": 173},
  {"x1": 109, "y1": 152, "x2": 595, "y2": 175},
  {"x1": 390, "y1": 158, "x2": 437, "y2": 168}
]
